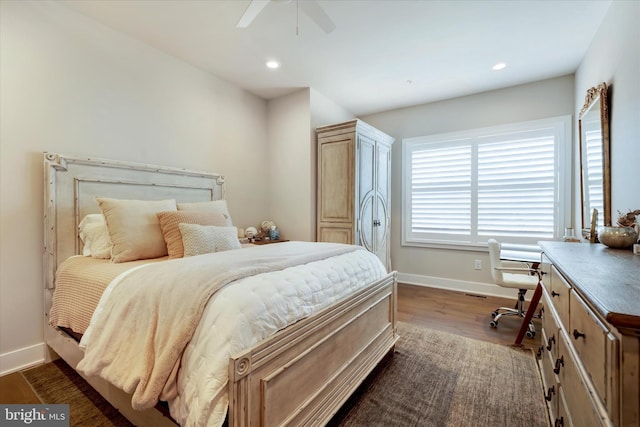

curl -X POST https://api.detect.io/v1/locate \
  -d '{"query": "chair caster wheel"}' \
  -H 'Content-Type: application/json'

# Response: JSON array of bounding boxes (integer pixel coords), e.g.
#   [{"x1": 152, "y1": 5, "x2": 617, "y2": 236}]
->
[
  {"x1": 490, "y1": 320, "x2": 498, "y2": 328},
  {"x1": 526, "y1": 331, "x2": 536, "y2": 338},
  {"x1": 491, "y1": 311, "x2": 498, "y2": 318}
]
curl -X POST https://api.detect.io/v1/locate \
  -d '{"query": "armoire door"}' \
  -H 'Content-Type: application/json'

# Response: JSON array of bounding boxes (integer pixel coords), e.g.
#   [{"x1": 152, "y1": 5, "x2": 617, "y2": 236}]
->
[
  {"x1": 357, "y1": 134, "x2": 376, "y2": 253},
  {"x1": 317, "y1": 134, "x2": 356, "y2": 245},
  {"x1": 374, "y1": 141, "x2": 391, "y2": 267},
  {"x1": 357, "y1": 134, "x2": 391, "y2": 269}
]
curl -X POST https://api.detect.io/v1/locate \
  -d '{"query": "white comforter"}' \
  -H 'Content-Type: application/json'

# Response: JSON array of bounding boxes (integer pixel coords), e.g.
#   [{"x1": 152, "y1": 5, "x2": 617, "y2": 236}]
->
[{"x1": 81, "y1": 242, "x2": 387, "y2": 427}]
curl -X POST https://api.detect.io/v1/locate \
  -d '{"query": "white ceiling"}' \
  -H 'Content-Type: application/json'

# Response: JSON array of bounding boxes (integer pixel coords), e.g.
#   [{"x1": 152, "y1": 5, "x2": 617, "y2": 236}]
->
[{"x1": 59, "y1": 0, "x2": 612, "y2": 116}]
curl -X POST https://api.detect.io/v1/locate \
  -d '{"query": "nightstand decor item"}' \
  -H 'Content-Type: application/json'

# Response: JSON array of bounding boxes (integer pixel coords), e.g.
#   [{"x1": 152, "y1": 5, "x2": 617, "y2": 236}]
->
[
  {"x1": 261, "y1": 220, "x2": 276, "y2": 233},
  {"x1": 268, "y1": 228, "x2": 280, "y2": 240},
  {"x1": 245, "y1": 226, "x2": 258, "y2": 239}
]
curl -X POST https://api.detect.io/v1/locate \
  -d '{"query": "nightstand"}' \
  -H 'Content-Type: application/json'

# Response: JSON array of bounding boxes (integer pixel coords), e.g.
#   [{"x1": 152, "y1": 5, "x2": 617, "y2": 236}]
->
[{"x1": 251, "y1": 239, "x2": 289, "y2": 245}]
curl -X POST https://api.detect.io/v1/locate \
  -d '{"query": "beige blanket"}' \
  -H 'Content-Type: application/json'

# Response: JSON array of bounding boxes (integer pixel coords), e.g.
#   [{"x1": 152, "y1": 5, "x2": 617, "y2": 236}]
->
[
  {"x1": 76, "y1": 241, "x2": 359, "y2": 410},
  {"x1": 50, "y1": 256, "x2": 166, "y2": 334}
]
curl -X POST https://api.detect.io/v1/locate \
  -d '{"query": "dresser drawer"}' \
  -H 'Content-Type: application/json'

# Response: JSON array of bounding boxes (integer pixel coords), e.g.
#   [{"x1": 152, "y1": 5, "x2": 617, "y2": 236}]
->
[
  {"x1": 540, "y1": 343, "x2": 559, "y2": 421},
  {"x1": 557, "y1": 336, "x2": 607, "y2": 427},
  {"x1": 550, "y1": 266, "x2": 571, "y2": 329},
  {"x1": 569, "y1": 290, "x2": 608, "y2": 401},
  {"x1": 541, "y1": 254, "x2": 552, "y2": 294},
  {"x1": 541, "y1": 293, "x2": 560, "y2": 361},
  {"x1": 556, "y1": 387, "x2": 571, "y2": 427}
]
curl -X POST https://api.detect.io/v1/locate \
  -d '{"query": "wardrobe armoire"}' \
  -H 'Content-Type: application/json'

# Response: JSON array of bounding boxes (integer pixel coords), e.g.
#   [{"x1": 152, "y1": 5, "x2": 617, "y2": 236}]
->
[{"x1": 316, "y1": 119, "x2": 395, "y2": 271}]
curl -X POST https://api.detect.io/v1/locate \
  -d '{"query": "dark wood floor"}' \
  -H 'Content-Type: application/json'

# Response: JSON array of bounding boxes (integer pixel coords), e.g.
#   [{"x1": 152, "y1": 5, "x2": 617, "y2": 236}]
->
[{"x1": 0, "y1": 284, "x2": 540, "y2": 405}]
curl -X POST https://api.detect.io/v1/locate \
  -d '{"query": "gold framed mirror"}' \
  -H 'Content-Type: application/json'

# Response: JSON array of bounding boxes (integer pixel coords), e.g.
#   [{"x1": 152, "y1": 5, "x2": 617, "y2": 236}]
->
[{"x1": 579, "y1": 82, "x2": 611, "y2": 229}]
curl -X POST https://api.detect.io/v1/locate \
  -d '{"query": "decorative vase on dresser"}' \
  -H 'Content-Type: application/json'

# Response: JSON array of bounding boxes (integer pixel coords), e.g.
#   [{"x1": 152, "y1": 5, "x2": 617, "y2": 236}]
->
[
  {"x1": 316, "y1": 119, "x2": 395, "y2": 271},
  {"x1": 537, "y1": 241, "x2": 640, "y2": 427}
]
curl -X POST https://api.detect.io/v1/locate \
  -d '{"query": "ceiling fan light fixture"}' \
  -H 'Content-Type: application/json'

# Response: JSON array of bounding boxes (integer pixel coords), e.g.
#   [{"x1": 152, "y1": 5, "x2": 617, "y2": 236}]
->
[{"x1": 266, "y1": 60, "x2": 280, "y2": 69}]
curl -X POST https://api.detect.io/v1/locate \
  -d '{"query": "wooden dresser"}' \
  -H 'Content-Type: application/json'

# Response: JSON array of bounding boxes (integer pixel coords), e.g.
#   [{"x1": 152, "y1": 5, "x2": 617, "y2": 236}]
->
[{"x1": 538, "y1": 241, "x2": 640, "y2": 427}]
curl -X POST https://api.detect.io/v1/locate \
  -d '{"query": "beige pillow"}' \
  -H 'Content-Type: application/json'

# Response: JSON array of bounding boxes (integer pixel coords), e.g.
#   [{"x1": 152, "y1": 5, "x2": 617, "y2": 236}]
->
[
  {"x1": 97, "y1": 198, "x2": 177, "y2": 263},
  {"x1": 157, "y1": 211, "x2": 228, "y2": 259},
  {"x1": 179, "y1": 223, "x2": 241, "y2": 257},
  {"x1": 177, "y1": 200, "x2": 233, "y2": 226}
]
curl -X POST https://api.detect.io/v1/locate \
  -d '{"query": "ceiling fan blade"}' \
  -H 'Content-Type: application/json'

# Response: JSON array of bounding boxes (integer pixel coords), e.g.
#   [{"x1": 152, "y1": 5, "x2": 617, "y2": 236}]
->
[
  {"x1": 237, "y1": 0, "x2": 270, "y2": 28},
  {"x1": 299, "y1": 0, "x2": 336, "y2": 34}
]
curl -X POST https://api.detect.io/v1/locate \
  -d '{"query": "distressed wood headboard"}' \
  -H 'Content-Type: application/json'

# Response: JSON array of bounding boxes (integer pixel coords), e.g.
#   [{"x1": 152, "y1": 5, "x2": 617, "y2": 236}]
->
[{"x1": 43, "y1": 152, "x2": 226, "y2": 290}]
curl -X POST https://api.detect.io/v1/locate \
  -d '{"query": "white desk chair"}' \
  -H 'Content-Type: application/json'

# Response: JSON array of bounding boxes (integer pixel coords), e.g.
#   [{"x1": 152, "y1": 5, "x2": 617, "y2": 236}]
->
[{"x1": 487, "y1": 238, "x2": 541, "y2": 338}]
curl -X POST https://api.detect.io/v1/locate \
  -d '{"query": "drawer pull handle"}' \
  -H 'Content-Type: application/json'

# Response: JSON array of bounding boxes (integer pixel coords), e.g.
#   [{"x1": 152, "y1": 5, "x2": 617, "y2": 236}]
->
[
  {"x1": 553, "y1": 356, "x2": 564, "y2": 374},
  {"x1": 551, "y1": 290, "x2": 560, "y2": 298},
  {"x1": 546, "y1": 335, "x2": 556, "y2": 351},
  {"x1": 554, "y1": 417, "x2": 564, "y2": 427},
  {"x1": 536, "y1": 346, "x2": 544, "y2": 359},
  {"x1": 545, "y1": 385, "x2": 555, "y2": 401},
  {"x1": 572, "y1": 329, "x2": 586, "y2": 340}
]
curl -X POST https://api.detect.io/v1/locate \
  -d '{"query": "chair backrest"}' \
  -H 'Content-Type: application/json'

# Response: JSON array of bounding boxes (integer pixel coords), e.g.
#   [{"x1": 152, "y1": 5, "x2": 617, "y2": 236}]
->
[{"x1": 487, "y1": 238, "x2": 503, "y2": 284}]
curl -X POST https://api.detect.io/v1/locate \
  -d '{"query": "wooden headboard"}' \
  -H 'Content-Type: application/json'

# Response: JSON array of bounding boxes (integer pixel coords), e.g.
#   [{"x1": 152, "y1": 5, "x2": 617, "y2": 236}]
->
[{"x1": 43, "y1": 152, "x2": 225, "y2": 290}]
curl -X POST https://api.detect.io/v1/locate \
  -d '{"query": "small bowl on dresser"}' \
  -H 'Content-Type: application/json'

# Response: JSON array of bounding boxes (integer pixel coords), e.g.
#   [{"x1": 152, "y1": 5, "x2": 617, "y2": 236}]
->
[{"x1": 598, "y1": 226, "x2": 639, "y2": 249}]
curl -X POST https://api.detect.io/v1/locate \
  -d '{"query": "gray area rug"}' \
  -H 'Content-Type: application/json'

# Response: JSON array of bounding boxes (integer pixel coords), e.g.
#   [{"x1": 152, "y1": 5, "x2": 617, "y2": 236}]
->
[{"x1": 330, "y1": 321, "x2": 549, "y2": 427}]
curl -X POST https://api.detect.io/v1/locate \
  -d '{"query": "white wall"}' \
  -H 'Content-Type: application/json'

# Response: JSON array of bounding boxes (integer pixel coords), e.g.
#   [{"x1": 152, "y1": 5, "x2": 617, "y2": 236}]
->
[
  {"x1": 0, "y1": 1, "x2": 269, "y2": 374},
  {"x1": 361, "y1": 76, "x2": 575, "y2": 295},
  {"x1": 266, "y1": 89, "x2": 313, "y2": 240},
  {"x1": 574, "y1": 0, "x2": 640, "y2": 226},
  {"x1": 310, "y1": 89, "x2": 355, "y2": 130}
]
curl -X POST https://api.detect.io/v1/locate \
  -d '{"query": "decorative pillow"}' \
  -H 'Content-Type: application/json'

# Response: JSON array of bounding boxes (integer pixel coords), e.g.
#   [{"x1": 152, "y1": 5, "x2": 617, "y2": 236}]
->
[
  {"x1": 179, "y1": 223, "x2": 241, "y2": 257},
  {"x1": 177, "y1": 200, "x2": 233, "y2": 226},
  {"x1": 157, "y1": 211, "x2": 228, "y2": 259},
  {"x1": 78, "y1": 214, "x2": 112, "y2": 259},
  {"x1": 97, "y1": 197, "x2": 177, "y2": 263}
]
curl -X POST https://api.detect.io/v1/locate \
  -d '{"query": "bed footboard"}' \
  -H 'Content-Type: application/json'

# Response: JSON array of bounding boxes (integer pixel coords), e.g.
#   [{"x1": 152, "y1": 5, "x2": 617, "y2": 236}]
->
[{"x1": 228, "y1": 271, "x2": 398, "y2": 427}]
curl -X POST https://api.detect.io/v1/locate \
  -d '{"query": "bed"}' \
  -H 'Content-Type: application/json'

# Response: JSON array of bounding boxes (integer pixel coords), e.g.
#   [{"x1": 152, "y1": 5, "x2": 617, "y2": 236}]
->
[{"x1": 43, "y1": 152, "x2": 398, "y2": 426}]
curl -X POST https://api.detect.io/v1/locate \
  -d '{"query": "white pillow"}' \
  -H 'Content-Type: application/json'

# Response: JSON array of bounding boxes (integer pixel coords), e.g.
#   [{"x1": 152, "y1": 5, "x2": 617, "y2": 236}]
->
[
  {"x1": 78, "y1": 214, "x2": 112, "y2": 259},
  {"x1": 97, "y1": 197, "x2": 177, "y2": 263},
  {"x1": 177, "y1": 200, "x2": 233, "y2": 226},
  {"x1": 179, "y1": 223, "x2": 241, "y2": 257}
]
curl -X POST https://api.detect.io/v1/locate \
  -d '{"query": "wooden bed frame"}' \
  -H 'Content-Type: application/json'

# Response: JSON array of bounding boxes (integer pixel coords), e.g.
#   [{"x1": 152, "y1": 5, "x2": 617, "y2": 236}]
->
[{"x1": 43, "y1": 152, "x2": 398, "y2": 426}]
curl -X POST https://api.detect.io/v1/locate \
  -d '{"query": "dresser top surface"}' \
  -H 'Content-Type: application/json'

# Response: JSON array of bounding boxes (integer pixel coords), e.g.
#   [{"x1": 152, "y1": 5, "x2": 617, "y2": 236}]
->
[{"x1": 539, "y1": 241, "x2": 640, "y2": 330}]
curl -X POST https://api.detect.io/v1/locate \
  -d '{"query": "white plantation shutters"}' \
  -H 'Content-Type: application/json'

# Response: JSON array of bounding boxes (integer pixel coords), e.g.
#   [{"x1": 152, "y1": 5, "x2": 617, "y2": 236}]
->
[
  {"x1": 403, "y1": 116, "x2": 571, "y2": 249},
  {"x1": 477, "y1": 130, "x2": 555, "y2": 241},
  {"x1": 410, "y1": 143, "x2": 472, "y2": 238},
  {"x1": 582, "y1": 119, "x2": 604, "y2": 218}
]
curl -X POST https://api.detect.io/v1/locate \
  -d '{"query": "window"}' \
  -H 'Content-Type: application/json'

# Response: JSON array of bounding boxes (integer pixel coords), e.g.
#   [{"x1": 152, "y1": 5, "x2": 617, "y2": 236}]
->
[{"x1": 402, "y1": 116, "x2": 571, "y2": 251}]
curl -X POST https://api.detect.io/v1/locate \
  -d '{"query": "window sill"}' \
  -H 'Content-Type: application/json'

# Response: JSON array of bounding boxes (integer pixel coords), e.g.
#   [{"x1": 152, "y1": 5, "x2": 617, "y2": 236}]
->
[{"x1": 402, "y1": 239, "x2": 542, "y2": 261}]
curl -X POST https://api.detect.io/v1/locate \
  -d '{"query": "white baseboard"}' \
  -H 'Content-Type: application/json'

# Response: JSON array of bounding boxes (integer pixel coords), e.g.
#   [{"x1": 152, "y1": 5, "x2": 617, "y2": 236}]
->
[
  {"x1": 0, "y1": 342, "x2": 46, "y2": 376},
  {"x1": 397, "y1": 272, "x2": 531, "y2": 301}
]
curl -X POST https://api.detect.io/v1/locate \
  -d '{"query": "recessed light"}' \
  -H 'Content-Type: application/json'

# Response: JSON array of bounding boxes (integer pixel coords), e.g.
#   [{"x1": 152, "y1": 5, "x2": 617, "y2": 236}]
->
[
  {"x1": 266, "y1": 61, "x2": 280, "y2": 69},
  {"x1": 492, "y1": 62, "x2": 507, "y2": 71}
]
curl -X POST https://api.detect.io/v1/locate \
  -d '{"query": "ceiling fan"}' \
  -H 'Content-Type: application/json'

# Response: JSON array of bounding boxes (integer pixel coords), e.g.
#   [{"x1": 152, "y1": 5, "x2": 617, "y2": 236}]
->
[{"x1": 237, "y1": 0, "x2": 336, "y2": 34}]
